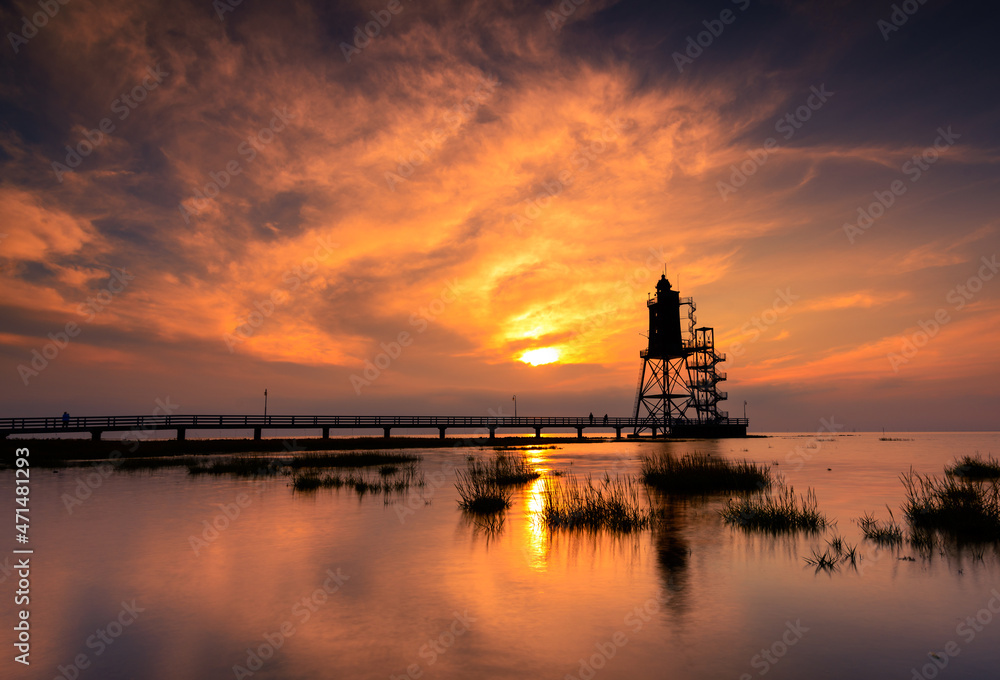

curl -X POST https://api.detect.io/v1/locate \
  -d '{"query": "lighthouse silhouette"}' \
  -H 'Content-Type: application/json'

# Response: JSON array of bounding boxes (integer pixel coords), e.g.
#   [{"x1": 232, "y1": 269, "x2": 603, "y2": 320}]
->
[{"x1": 631, "y1": 274, "x2": 747, "y2": 437}]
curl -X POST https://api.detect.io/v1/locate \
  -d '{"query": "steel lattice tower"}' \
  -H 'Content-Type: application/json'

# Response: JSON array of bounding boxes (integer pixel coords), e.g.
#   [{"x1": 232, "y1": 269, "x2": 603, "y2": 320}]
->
[{"x1": 632, "y1": 275, "x2": 731, "y2": 437}]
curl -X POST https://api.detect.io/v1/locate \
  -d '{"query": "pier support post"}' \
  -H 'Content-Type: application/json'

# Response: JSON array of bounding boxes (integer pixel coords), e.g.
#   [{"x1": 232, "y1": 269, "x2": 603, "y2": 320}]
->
[
  {"x1": 90, "y1": 429, "x2": 102, "y2": 441},
  {"x1": 488, "y1": 426, "x2": 496, "y2": 440},
  {"x1": 383, "y1": 427, "x2": 391, "y2": 438},
  {"x1": 254, "y1": 428, "x2": 262, "y2": 441},
  {"x1": 534, "y1": 427, "x2": 541, "y2": 438},
  {"x1": 615, "y1": 427, "x2": 622, "y2": 439},
  {"x1": 576, "y1": 427, "x2": 584, "y2": 439},
  {"x1": 322, "y1": 427, "x2": 330, "y2": 439},
  {"x1": 177, "y1": 428, "x2": 186, "y2": 441},
  {"x1": 438, "y1": 427, "x2": 447, "y2": 439}
]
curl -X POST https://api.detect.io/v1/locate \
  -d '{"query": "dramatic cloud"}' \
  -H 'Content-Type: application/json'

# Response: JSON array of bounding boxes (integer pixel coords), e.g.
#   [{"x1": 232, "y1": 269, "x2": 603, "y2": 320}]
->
[{"x1": 2, "y1": 0, "x2": 998, "y2": 430}]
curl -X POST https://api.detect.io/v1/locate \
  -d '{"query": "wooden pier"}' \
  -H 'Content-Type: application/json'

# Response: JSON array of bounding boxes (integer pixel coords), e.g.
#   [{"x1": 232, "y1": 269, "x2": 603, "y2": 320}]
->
[{"x1": 0, "y1": 414, "x2": 748, "y2": 441}]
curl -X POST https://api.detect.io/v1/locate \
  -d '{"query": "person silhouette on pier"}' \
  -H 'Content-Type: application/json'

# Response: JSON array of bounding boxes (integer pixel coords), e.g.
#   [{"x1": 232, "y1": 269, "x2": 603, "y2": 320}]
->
[
  {"x1": 589, "y1": 412, "x2": 594, "y2": 424},
  {"x1": 62, "y1": 411, "x2": 69, "y2": 428},
  {"x1": 603, "y1": 414, "x2": 608, "y2": 425}
]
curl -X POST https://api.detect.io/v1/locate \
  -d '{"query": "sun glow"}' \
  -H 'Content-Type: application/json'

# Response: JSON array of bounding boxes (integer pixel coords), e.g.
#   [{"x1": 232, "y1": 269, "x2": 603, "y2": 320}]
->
[{"x1": 520, "y1": 347, "x2": 560, "y2": 366}]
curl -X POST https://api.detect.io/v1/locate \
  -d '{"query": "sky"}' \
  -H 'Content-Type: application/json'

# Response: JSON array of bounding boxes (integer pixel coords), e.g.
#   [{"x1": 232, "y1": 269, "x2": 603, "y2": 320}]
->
[{"x1": 1, "y1": 0, "x2": 998, "y2": 432}]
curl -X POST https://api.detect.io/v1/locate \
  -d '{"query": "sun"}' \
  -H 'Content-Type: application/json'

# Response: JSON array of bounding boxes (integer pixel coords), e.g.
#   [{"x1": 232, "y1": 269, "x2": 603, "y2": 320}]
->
[{"x1": 520, "y1": 347, "x2": 560, "y2": 366}]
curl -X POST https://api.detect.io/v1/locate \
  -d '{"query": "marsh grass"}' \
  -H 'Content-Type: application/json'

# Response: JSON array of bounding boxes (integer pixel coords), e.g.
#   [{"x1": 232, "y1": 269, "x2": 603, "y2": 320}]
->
[
  {"x1": 541, "y1": 473, "x2": 657, "y2": 532},
  {"x1": 901, "y1": 470, "x2": 1000, "y2": 540},
  {"x1": 455, "y1": 468, "x2": 512, "y2": 513},
  {"x1": 804, "y1": 549, "x2": 839, "y2": 570},
  {"x1": 453, "y1": 450, "x2": 540, "y2": 514},
  {"x1": 805, "y1": 535, "x2": 858, "y2": 571},
  {"x1": 472, "y1": 451, "x2": 541, "y2": 485},
  {"x1": 858, "y1": 509, "x2": 904, "y2": 545},
  {"x1": 946, "y1": 453, "x2": 1000, "y2": 480},
  {"x1": 293, "y1": 463, "x2": 423, "y2": 496},
  {"x1": 188, "y1": 451, "x2": 419, "y2": 476},
  {"x1": 188, "y1": 455, "x2": 285, "y2": 477},
  {"x1": 720, "y1": 486, "x2": 827, "y2": 533},
  {"x1": 292, "y1": 474, "x2": 330, "y2": 491},
  {"x1": 641, "y1": 452, "x2": 770, "y2": 494},
  {"x1": 492, "y1": 445, "x2": 558, "y2": 451}
]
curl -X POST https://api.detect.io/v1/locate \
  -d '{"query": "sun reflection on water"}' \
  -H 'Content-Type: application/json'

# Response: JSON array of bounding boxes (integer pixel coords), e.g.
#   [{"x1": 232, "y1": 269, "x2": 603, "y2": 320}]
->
[{"x1": 523, "y1": 474, "x2": 550, "y2": 572}]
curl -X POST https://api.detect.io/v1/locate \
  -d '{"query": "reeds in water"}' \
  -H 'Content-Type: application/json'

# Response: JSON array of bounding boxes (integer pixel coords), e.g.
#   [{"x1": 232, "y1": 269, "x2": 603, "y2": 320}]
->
[
  {"x1": 641, "y1": 452, "x2": 771, "y2": 493},
  {"x1": 293, "y1": 463, "x2": 423, "y2": 496},
  {"x1": 720, "y1": 486, "x2": 827, "y2": 533},
  {"x1": 453, "y1": 450, "x2": 540, "y2": 514},
  {"x1": 901, "y1": 470, "x2": 1000, "y2": 540},
  {"x1": 804, "y1": 535, "x2": 858, "y2": 571},
  {"x1": 541, "y1": 473, "x2": 657, "y2": 532},
  {"x1": 455, "y1": 468, "x2": 512, "y2": 514},
  {"x1": 857, "y1": 509, "x2": 904, "y2": 545},
  {"x1": 946, "y1": 453, "x2": 1000, "y2": 480},
  {"x1": 468, "y1": 451, "x2": 541, "y2": 485},
  {"x1": 188, "y1": 454, "x2": 286, "y2": 477}
]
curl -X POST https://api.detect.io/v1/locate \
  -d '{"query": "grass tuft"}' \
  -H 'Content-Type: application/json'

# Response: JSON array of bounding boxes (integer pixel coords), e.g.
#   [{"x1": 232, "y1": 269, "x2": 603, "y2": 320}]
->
[
  {"x1": 293, "y1": 463, "x2": 422, "y2": 496},
  {"x1": 188, "y1": 455, "x2": 284, "y2": 477},
  {"x1": 720, "y1": 486, "x2": 827, "y2": 533},
  {"x1": 804, "y1": 534, "x2": 859, "y2": 571},
  {"x1": 858, "y1": 509, "x2": 904, "y2": 545},
  {"x1": 469, "y1": 451, "x2": 541, "y2": 485},
  {"x1": 541, "y1": 473, "x2": 657, "y2": 532},
  {"x1": 901, "y1": 469, "x2": 1000, "y2": 540},
  {"x1": 455, "y1": 468, "x2": 512, "y2": 514},
  {"x1": 804, "y1": 548, "x2": 839, "y2": 570},
  {"x1": 946, "y1": 453, "x2": 1000, "y2": 480},
  {"x1": 453, "y1": 450, "x2": 540, "y2": 514},
  {"x1": 641, "y1": 452, "x2": 770, "y2": 494}
]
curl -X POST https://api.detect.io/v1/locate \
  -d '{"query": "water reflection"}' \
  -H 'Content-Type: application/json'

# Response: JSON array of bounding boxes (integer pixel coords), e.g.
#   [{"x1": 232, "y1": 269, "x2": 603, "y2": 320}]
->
[
  {"x1": 458, "y1": 510, "x2": 506, "y2": 546},
  {"x1": 524, "y1": 476, "x2": 549, "y2": 572},
  {"x1": 650, "y1": 495, "x2": 693, "y2": 614},
  {"x1": 8, "y1": 434, "x2": 1000, "y2": 679}
]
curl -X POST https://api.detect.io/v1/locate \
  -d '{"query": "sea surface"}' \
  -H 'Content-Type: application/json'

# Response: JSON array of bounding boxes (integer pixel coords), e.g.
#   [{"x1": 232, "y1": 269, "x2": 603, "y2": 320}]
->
[{"x1": 3, "y1": 432, "x2": 1000, "y2": 680}]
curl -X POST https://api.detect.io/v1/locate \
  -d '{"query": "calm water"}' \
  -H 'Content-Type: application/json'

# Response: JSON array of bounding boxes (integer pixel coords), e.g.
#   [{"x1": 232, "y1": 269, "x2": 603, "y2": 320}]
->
[{"x1": 4, "y1": 432, "x2": 1000, "y2": 680}]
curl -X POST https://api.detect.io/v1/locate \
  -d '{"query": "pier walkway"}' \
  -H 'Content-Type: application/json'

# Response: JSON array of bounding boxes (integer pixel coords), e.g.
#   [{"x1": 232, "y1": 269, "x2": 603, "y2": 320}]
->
[{"x1": 0, "y1": 414, "x2": 748, "y2": 441}]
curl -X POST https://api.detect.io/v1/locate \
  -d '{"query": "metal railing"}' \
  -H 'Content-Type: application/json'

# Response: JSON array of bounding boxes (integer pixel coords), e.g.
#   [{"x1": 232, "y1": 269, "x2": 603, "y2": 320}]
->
[{"x1": 0, "y1": 414, "x2": 750, "y2": 432}]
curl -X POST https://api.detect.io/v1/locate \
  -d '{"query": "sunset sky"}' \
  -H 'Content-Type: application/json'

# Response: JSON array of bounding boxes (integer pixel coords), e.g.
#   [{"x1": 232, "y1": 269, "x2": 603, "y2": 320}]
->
[{"x1": 1, "y1": 0, "x2": 998, "y2": 431}]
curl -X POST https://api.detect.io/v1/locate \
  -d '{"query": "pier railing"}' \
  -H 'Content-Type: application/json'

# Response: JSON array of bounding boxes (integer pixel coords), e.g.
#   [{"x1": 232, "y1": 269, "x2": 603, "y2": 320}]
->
[{"x1": 0, "y1": 414, "x2": 749, "y2": 440}]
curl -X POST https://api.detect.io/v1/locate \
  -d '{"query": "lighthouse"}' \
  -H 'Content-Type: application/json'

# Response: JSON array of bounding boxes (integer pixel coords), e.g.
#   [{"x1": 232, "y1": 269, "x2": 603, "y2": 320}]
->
[{"x1": 632, "y1": 275, "x2": 746, "y2": 437}]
